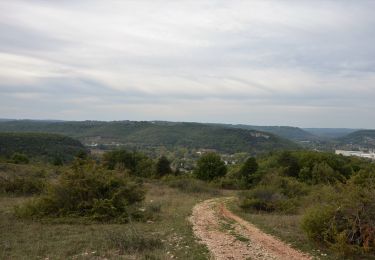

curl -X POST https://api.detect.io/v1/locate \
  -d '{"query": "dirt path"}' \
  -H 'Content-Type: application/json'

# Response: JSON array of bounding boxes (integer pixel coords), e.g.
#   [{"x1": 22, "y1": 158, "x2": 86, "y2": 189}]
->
[{"x1": 189, "y1": 198, "x2": 312, "y2": 260}]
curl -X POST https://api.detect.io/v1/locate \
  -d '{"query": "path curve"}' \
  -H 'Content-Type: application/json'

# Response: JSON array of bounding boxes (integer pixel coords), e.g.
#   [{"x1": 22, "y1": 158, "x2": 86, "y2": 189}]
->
[{"x1": 189, "y1": 198, "x2": 312, "y2": 260}]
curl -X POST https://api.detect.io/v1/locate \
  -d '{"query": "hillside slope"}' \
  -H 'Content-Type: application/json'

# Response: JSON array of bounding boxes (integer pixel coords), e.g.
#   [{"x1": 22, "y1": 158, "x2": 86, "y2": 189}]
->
[
  {"x1": 229, "y1": 125, "x2": 316, "y2": 141},
  {"x1": 0, "y1": 120, "x2": 299, "y2": 154},
  {"x1": 303, "y1": 128, "x2": 358, "y2": 139},
  {"x1": 0, "y1": 132, "x2": 86, "y2": 161},
  {"x1": 337, "y1": 130, "x2": 375, "y2": 148}
]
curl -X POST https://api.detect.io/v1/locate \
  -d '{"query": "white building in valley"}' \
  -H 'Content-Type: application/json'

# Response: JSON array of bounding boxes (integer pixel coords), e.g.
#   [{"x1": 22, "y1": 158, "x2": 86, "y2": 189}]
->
[{"x1": 335, "y1": 150, "x2": 375, "y2": 160}]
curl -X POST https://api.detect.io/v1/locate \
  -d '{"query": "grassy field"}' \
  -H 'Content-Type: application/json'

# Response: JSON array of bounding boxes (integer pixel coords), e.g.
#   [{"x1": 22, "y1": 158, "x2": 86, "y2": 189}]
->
[
  {"x1": 228, "y1": 199, "x2": 375, "y2": 260},
  {"x1": 0, "y1": 181, "x2": 225, "y2": 259},
  {"x1": 228, "y1": 201, "x2": 332, "y2": 259}
]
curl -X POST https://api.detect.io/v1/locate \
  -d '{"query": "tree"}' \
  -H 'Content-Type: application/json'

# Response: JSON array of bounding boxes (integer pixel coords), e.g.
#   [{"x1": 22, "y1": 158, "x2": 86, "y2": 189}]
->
[
  {"x1": 195, "y1": 153, "x2": 227, "y2": 181},
  {"x1": 11, "y1": 153, "x2": 29, "y2": 164},
  {"x1": 15, "y1": 159, "x2": 145, "y2": 221},
  {"x1": 239, "y1": 157, "x2": 259, "y2": 185},
  {"x1": 156, "y1": 156, "x2": 172, "y2": 177},
  {"x1": 277, "y1": 151, "x2": 300, "y2": 178}
]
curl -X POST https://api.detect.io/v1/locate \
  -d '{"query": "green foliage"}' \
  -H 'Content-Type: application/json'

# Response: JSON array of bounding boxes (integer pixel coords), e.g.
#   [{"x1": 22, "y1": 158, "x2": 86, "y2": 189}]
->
[
  {"x1": 0, "y1": 120, "x2": 299, "y2": 154},
  {"x1": 0, "y1": 132, "x2": 86, "y2": 163},
  {"x1": 239, "y1": 173, "x2": 309, "y2": 213},
  {"x1": 0, "y1": 176, "x2": 45, "y2": 195},
  {"x1": 155, "y1": 156, "x2": 172, "y2": 177},
  {"x1": 194, "y1": 153, "x2": 227, "y2": 181},
  {"x1": 301, "y1": 174, "x2": 375, "y2": 256},
  {"x1": 15, "y1": 160, "x2": 146, "y2": 221},
  {"x1": 103, "y1": 149, "x2": 155, "y2": 177},
  {"x1": 258, "y1": 150, "x2": 362, "y2": 185},
  {"x1": 165, "y1": 175, "x2": 219, "y2": 195},
  {"x1": 295, "y1": 151, "x2": 353, "y2": 183},
  {"x1": 11, "y1": 152, "x2": 29, "y2": 164},
  {"x1": 350, "y1": 166, "x2": 375, "y2": 188},
  {"x1": 276, "y1": 151, "x2": 300, "y2": 178},
  {"x1": 301, "y1": 205, "x2": 336, "y2": 241},
  {"x1": 0, "y1": 163, "x2": 47, "y2": 195},
  {"x1": 309, "y1": 162, "x2": 344, "y2": 184},
  {"x1": 239, "y1": 157, "x2": 259, "y2": 186}
]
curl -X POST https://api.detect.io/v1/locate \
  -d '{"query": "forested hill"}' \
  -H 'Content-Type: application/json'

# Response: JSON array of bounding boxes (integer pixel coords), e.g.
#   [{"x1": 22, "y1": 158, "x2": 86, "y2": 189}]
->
[
  {"x1": 303, "y1": 128, "x2": 358, "y2": 139},
  {"x1": 225, "y1": 124, "x2": 316, "y2": 141},
  {"x1": 0, "y1": 132, "x2": 86, "y2": 161},
  {"x1": 0, "y1": 120, "x2": 299, "y2": 154},
  {"x1": 337, "y1": 130, "x2": 375, "y2": 148}
]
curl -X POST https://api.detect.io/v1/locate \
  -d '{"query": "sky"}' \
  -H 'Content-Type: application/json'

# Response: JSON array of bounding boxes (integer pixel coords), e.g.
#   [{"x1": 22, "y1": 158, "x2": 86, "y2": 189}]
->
[{"x1": 0, "y1": 0, "x2": 375, "y2": 128}]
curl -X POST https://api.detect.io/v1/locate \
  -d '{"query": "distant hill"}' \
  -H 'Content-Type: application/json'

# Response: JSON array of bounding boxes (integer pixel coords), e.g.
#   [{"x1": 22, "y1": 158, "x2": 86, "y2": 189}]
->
[
  {"x1": 0, "y1": 120, "x2": 299, "y2": 154},
  {"x1": 228, "y1": 125, "x2": 316, "y2": 141},
  {"x1": 337, "y1": 130, "x2": 375, "y2": 148},
  {"x1": 303, "y1": 128, "x2": 358, "y2": 139},
  {"x1": 0, "y1": 132, "x2": 86, "y2": 162}
]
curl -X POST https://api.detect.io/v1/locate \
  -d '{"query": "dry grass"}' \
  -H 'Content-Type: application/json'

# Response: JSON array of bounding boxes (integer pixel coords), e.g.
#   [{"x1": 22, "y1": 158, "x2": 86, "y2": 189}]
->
[
  {"x1": 0, "y1": 182, "x2": 218, "y2": 259},
  {"x1": 228, "y1": 199, "x2": 340, "y2": 260}
]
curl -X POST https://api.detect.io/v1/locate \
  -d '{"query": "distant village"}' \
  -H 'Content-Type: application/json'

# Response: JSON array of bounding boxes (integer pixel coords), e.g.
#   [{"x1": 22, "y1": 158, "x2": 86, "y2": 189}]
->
[{"x1": 335, "y1": 149, "x2": 375, "y2": 160}]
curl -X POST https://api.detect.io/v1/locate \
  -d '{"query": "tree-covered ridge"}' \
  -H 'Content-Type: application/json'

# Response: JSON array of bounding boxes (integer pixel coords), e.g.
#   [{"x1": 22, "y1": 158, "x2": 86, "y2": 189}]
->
[
  {"x1": 0, "y1": 120, "x2": 299, "y2": 154},
  {"x1": 226, "y1": 124, "x2": 317, "y2": 141},
  {"x1": 337, "y1": 129, "x2": 375, "y2": 148},
  {"x1": 0, "y1": 132, "x2": 86, "y2": 162}
]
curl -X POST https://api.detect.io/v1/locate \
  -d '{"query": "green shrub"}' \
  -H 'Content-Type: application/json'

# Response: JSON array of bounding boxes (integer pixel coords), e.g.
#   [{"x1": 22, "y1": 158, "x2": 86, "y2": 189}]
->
[
  {"x1": 301, "y1": 179, "x2": 375, "y2": 256},
  {"x1": 217, "y1": 176, "x2": 246, "y2": 190},
  {"x1": 277, "y1": 151, "x2": 300, "y2": 178},
  {"x1": 15, "y1": 160, "x2": 146, "y2": 222},
  {"x1": 0, "y1": 164, "x2": 47, "y2": 195},
  {"x1": 165, "y1": 175, "x2": 219, "y2": 195},
  {"x1": 239, "y1": 173, "x2": 309, "y2": 213},
  {"x1": 194, "y1": 152, "x2": 227, "y2": 181},
  {"x1": 301, "y1": 205, "x2": 336, "y2": 241},
  {"x1": 155, "y1": 156, "x2": 172, "y2": 178},
  {"x1": 239, "y1": 157, "x2": 258, "y2": 183},
  {"x1": 240, "y1": 186, "x2": 285, "y2": 212},
  {"x1": 103, "y1": 149, "x2": 155, "y2": 177},
  {"x1": 10, "y1": 153, "x2": 29, "y2": 164},
  {"x1": 0, "y1": 176, "x2": 45, "y2": 195}
]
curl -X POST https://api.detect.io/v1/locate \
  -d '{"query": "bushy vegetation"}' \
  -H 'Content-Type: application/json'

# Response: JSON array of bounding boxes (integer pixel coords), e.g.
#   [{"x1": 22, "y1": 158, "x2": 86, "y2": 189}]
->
[
  {"x1": 194, "y1": 152, "x2": 227, "y2": 181},
  {"x1": 239, "y1": 173, "x2": 309, "y2": 213},
  {"x1": 155, "y1": 156, "x2": 172, "y2": 177},
  {"x1": 0, "y1": 163, "x2": 47, "y2": 195},
  {"x1": 164, "y1": 175, "x2": 220, "y2": 195},
  {"x1": 236, "y1": 150, "x2": 375, "y2": 257},
  {"x1": 103, "y1": 149, "x2": 155, "y2": 177},
  {"x1": 0, "y1": 132, "x2": 87, "y2": 163},
  {"x1": 15, "y1": 159, "x2": 146, "y2": 222},
  {"x1": 10, "y1": 153, "x2": 30, "y2": 164},
  {"x1": 301, "y1": 170, "x2": 375, "y2": 256}
]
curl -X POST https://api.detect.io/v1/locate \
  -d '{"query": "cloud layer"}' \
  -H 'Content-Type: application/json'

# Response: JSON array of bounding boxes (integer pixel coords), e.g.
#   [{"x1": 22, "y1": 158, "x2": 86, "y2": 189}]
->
[{"x1": 1, "y1": 0, "x2": 374, "y2": 127}]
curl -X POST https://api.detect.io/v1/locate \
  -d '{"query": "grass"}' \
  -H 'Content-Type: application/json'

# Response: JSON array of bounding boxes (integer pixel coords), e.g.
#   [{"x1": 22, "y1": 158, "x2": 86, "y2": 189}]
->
[
  {"x1": 228, "y1": 198, "x2": 343, "y2": 260},
  {"x1": 0, "y1": 181, "x2": 217, "y2": 259},
  {"x1": 217, "y1": 203, "x2": 251, "y2": 244}
]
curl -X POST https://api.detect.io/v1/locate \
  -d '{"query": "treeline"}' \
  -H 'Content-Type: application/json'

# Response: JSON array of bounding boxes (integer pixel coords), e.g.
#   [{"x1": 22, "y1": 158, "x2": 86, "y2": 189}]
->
[
  {"x1": 229, "y1": 151, "x2": 375, "y2": 257},
  {"x1": 0, "y1": 120, "x2": 299, "y2": 154},
  {"x1": 0, "y1": 132, "x2": 87, "y2": 164}
]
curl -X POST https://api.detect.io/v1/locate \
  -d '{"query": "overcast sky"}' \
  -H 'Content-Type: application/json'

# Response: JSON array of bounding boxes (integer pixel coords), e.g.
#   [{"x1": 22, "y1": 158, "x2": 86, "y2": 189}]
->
[{"x1": 0, "y1": 0, "x2": 374, "y2": 128}]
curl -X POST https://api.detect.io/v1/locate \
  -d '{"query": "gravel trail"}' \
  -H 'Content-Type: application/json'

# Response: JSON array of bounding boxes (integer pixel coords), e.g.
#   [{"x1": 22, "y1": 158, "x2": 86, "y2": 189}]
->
[{"x1": 190, "y1": 198, "x2": 312, "y2": 260}]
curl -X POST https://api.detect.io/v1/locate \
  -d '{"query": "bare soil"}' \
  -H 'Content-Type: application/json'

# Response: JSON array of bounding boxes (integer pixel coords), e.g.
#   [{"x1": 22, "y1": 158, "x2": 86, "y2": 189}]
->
[{"x1": 190, "y1": 198, "x2": 313, "y2": 260}]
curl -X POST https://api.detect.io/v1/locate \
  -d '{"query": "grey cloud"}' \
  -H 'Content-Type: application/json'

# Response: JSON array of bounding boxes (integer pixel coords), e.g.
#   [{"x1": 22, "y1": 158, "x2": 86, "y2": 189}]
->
[{"x1": 0, "y1": 0, "x2": 374, "y2": 127}]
